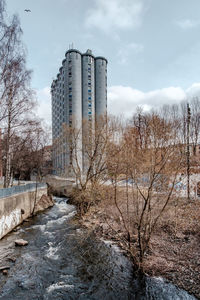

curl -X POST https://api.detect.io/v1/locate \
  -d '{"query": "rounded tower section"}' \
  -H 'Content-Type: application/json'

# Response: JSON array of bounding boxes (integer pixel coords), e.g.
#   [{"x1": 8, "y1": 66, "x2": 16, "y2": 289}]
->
[
  {"x1": 82, "y1": 50, "x2": 95, "y2": 124},
  {"x1": 65, "y1": 49, "x2": 82, "y2": 175},
  {"x1": 82, "y1": 50, "x2": 95, "y2": 172},
  {"x1": 95, "y1": 57, "x2": 107, "y2": 118},
  {"x1": 65, "y1": 49, "x2": 82, "y2": 129}
]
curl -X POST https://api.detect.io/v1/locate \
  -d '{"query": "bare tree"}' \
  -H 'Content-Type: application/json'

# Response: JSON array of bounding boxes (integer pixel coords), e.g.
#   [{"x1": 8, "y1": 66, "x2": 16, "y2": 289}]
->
[
  {"x1": 0, "y1": 1, "x2": 36, "y2": 187},
  {"x1": 5, "y1": 121, "x2": 51, "y2": 183},
  {"x1": 2, "y1": 57, "x2": 35, "y2": 187},
  {"x1": 61, "y1": 116, "x2": 112, "y2": 214},
  {"x1": 190, "y1": 97, "x2": 200, "y2": 156},
  {"x1": 106, "y1": 109, "x2": 183, "y2": 267},
  {"x1": 0, "y1": 1, "x2": 24, "y2": 121}
]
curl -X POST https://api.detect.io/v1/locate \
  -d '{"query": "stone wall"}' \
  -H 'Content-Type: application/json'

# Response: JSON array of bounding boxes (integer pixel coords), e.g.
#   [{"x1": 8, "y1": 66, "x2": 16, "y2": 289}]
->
[
  {"x1": 0, "y1": 187, "x2": 54, "y2": 239},
  {"x1": 46, "y1": 176, "x2": 75, "y2": 197}
]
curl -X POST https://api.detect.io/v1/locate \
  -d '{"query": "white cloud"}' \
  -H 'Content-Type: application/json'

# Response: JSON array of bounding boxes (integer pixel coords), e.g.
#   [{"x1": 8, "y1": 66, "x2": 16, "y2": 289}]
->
[
  {"x1": 108, "y1": 85, "x2": 187, "y2": 118},
  {"x1": 117, "y1": 42, "x2": 144, "y2": 64},
  {"x1": 85, "y1": 0, "x2": 146, "y2": 33},
  {"x1": 176, "y1": 19, "x2": 199, "y2": 29},
  {"x1": 186, "y1": 82, "x2": 200, "y2": 97},
  {"x1": 35, "y1": 82, "x2": 200, "y2": 128},
  {"x1": 35, "y1": 87, "x2": 51, "y2": 125}
]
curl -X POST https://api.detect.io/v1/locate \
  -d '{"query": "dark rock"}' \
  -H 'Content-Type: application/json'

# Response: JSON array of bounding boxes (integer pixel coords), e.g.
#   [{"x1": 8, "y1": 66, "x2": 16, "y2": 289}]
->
[
  {"x1": 0, "y1": 266, "x2": 10, "y2": 271},
  {"x1": 34, "y1": 194, "x2": 54, "y2": 213},
  {"x1": 2, "y1": 270, "x2": 8, "y2": 275},
  {"x1": 8, "y1": 257, "x2": 16, "y2": 263},
  {"x1": 15, "y1": 239, "x2": 28, "y2": 246}
]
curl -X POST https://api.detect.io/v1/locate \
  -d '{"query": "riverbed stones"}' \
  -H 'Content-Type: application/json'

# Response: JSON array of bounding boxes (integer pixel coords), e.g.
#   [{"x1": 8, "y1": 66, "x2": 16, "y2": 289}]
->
[
  {"x1": 15, "y1": 239, "x2": 28, "y2": 246},
  {"x1": 0, "y1": 266, "x2": 10, "y2": 271},
  {"x1": 33, "y1": 194, "x2": 54, "y2": 214},
  {"x1": 2, "y1": 270, "x2": 8, "y2": 275},
  {"x1": 8, "y1": 257, "x2": 16, "y2": 262}
]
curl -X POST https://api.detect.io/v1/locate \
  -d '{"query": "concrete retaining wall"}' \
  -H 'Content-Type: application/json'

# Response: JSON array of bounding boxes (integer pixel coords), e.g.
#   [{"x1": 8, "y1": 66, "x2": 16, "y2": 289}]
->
[
  {"x1": 46, "y1": 176, "x2": 74, "y2": 197},
  {"x1": 0, "y1": 187, "x2": 53, "y2": 239}
]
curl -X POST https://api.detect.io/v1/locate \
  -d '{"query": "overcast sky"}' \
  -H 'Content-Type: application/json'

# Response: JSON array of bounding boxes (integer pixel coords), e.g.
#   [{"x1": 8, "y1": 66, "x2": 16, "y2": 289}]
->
[{"x1": 6, "y1": 0, "x2": 200, "y2": 124}]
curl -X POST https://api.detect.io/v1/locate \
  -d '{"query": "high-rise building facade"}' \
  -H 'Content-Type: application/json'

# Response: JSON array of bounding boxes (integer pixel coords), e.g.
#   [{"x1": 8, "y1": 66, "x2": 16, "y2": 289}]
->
[{"x1": 51, "y1": 49, "x2": 107, "y2": 176}]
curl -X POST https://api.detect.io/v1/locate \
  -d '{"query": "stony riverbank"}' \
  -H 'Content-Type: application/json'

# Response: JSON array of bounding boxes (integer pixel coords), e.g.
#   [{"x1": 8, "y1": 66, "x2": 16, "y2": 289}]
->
[
  {"x1": 1, "y1": 196, "x2": 187, "y2": 300},
  {"x1": 78, "y1": 199, "x2": 200, "y2": 300},
  {"x1": 0, "y1": 194, "x2": 54, "y2": 268},
  {"x1": 0, "y1": 195, "x2": 197, "y2": 299}
]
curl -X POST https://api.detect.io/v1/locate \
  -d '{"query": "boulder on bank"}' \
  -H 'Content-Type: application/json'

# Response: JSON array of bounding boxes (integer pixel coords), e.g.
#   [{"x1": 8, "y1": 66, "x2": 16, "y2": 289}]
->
[
  {"x1": 15, "y1": 239, "x2": 28, "y2": 246},
  {"x1": 34, "y1": 194, "x2": 54, "y2": 214},
  {"x1": 0, "y1": 266, "x2": 10, "y2": 271}
]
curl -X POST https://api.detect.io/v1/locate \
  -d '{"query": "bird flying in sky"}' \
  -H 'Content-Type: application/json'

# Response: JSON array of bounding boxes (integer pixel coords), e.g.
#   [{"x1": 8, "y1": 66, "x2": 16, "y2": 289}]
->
[{"x1": 24, "y1": 9, "x2": 31, "y2": 12}]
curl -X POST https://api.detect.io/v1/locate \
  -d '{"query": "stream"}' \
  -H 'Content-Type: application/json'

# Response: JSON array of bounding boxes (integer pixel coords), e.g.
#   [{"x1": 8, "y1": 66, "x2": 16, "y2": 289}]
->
[{"x1": 0, "y1": 197, "x2": 197, "y2": 300}]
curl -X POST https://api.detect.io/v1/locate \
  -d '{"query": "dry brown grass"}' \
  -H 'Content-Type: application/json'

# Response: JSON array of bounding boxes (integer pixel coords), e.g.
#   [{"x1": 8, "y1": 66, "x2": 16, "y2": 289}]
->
[{"x1": 80, "y1": 187, "x2": 200, "y2": 298}]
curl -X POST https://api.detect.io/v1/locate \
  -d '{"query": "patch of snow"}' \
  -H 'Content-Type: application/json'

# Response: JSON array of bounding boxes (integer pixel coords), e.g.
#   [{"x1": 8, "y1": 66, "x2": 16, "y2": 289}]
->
[
  {"x1": 46, "y1": 282, "x2": 74, "y2": 293},
  {"x1": 151, "y1": 276, "x2": 164, "y2": 282},
  {"x1": 0, "y1": 208, "x2": 21, "y2": 238},
  {"x1": 100, "y1": 238, "x2": 121, "y2": 252}
]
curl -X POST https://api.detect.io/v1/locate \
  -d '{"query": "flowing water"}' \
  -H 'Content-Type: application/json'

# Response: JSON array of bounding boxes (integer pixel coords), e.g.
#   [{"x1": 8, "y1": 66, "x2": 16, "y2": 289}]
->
[{"x1": 0, "y1": 197, "x2": 197, "y2": 300}]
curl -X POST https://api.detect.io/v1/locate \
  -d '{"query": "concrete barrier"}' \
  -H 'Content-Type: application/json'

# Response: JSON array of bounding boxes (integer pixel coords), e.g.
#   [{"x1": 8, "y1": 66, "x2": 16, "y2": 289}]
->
[
  {"x1": 0, "y1": 182, "x2": 47, "y2": 199},
  {"x1": 0, "y1": 186, "x2": 53, "y2": 239},
  {"x1": 46, "y1": 176, "x2": 75, "y2": 197}
]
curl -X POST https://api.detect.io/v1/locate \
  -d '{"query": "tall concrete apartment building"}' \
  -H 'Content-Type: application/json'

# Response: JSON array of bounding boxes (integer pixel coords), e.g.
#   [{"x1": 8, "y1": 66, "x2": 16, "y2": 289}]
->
[{"x1": 51, "y1": 49, "x2": 107, "y2": 176}]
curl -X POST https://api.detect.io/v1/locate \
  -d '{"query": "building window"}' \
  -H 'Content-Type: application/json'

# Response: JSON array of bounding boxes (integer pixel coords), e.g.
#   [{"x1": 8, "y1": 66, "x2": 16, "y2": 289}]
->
[{"x1": 88, "y1": 96, "x2": 91, "y2": 100}]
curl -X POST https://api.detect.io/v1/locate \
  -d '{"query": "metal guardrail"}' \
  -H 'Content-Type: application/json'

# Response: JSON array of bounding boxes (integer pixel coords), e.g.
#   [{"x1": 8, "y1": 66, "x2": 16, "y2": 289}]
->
[{"x1": 0, "y1": 183, "x2": 47, "y2": 199}]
